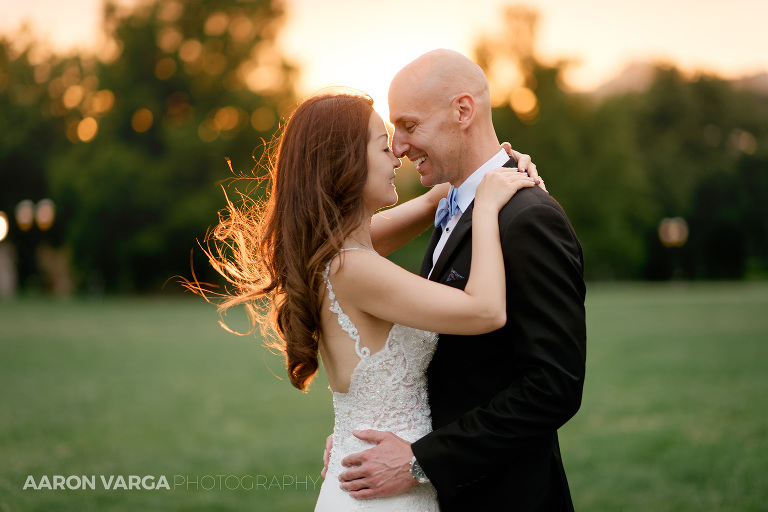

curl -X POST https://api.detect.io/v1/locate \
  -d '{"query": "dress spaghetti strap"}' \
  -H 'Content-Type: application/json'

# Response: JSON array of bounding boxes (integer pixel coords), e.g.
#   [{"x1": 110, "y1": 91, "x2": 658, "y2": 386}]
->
[{"x1": 322, "y1": 248, "x2": 376, "y2": 359}]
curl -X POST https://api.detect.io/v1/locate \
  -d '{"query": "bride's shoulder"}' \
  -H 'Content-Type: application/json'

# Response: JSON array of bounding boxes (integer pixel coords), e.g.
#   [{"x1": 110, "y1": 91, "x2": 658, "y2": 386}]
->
[
  {"x1": 326, "y1": 248, "x2": 397, "y2": 288},
  {"x1": 328, "y1": 247, "x2": 380, "y2": 268}
]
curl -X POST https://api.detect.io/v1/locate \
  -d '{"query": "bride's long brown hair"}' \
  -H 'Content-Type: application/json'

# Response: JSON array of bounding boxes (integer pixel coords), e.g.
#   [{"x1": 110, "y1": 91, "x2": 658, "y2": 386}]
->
[{"x1": 191, "y1": 92, "x2": 375, "y2": 391}]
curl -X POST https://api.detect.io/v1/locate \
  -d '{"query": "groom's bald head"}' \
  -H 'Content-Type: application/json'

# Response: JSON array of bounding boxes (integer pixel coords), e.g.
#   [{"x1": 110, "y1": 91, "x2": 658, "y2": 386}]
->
[{"x1": 389, "y1": 49, "x2": 491, "y2": 118}]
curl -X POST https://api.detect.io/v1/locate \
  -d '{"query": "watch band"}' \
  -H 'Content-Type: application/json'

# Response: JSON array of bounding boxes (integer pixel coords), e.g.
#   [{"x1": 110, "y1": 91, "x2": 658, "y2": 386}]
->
[{"x1": 410, "y1": 455, "x2": 431, "y2": 484}]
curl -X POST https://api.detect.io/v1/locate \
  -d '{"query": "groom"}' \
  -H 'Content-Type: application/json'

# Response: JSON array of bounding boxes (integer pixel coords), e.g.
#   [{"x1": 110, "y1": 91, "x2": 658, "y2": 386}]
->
[{"x1": 336, "y1": 49, "x2": 587, "y2": 511}]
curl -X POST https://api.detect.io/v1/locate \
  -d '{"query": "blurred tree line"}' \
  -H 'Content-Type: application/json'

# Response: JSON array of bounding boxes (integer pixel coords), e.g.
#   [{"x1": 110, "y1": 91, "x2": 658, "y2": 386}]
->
[
  {"x1": 474, "y1": 6, "x2": 768, "y2": 281},
  {"x1": 1, "y1": 0, "x2": 295, "y2": 293},
  {"x1": 1, "y1": 2, "x2": 766, "y2": 294}
]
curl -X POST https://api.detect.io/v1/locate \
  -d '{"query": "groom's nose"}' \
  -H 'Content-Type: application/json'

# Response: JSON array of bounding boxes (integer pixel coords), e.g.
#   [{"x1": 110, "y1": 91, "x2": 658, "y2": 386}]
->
[{"x1": 391, "y1": 131, "x2": 409, "y2": 159}]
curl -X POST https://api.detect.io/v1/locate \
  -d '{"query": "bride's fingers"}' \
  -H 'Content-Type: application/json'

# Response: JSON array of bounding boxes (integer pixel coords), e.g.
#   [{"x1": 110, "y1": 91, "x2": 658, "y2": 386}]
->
[
  {"x1": 499, "y1": 144, "x2": 539, "y2": 182},
  {"x1": 513, "y1": 179, "x2": 536, "y2": 191},
  {"x1": 482, "y1": 172, "x2": 535, "y2": 190},
  {"x1": 321, "y1": 452, "x2": 330, "y2": 478},
  {"x1": 490, "y1": 169, "x2": 537, "y2": 182},
  {"x1": 501, "y1": 177, "x2": 535, "y2": 193},
  {"x1": 502, "y1": 164, "x2": 546, "y2": 192},
  {"x1": 526, "y1": 162, "x2": 539, "y2": 181},
  {"x1": 514, "y1": 151, "x2": 531, "y2": 170}
]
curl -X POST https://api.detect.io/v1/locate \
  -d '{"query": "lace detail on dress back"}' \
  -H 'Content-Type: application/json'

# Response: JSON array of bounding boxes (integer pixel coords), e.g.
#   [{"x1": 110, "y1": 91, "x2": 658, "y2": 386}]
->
[
  {"x1": 315, "y1": 249, "x2": 439, "y2": 511},
  {"x1": 322, "y1": 248, "x2": 371, "y2": 359}
]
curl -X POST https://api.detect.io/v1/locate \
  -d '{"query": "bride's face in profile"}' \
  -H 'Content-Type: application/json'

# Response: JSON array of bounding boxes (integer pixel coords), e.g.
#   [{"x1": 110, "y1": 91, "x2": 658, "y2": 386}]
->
[{"x1": 364, "y1": 111, "x2": 401, "y2": 213}]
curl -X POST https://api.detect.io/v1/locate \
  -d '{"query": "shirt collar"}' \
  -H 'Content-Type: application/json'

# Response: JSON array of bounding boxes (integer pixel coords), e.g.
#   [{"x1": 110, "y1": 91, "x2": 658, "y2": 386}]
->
[{"x1": 453, "y1": 149, "x2": 511, "y2": 213}]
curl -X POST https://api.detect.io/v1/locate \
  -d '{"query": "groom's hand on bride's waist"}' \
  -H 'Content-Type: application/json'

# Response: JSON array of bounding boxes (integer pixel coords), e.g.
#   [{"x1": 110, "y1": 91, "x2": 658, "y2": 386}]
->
[{"x1": 338, "y1": 430, "x2": 417, "y2": 499}]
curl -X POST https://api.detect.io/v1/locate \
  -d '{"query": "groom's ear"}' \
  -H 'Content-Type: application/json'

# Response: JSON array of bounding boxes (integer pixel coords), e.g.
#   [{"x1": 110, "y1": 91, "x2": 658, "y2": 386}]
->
[{"x1": 453, "y1": 93, "x2": 476, "y2": 129}]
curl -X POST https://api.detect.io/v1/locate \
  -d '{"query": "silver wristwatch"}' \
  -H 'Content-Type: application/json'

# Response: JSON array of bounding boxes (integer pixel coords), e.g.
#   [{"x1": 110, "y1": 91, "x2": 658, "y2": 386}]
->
[{"x1": 410, "y1": 455, "x2": 430, "y2": 484}]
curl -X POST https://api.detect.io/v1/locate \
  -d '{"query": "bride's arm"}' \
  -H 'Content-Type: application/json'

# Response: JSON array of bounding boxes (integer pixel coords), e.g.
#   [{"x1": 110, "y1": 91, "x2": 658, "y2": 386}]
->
[
  {"x1": 334, "y1": 170, "x2": 535, "y2": 335},
  {"x1": 370, "y1": 183, "x2": 449, "y2": 256}
]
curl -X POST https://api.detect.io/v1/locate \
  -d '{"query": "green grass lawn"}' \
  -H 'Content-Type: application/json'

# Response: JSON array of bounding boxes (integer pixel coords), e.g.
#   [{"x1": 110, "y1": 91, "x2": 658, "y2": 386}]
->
[{"x1": 1, "y1": 281, "x2": 767, "y2": 511}]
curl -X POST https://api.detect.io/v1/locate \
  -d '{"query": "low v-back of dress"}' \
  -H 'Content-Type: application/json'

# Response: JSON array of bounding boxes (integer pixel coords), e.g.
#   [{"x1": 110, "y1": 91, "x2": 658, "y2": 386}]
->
[{"x1": 315, "y1": 248, "x2": 440, "y2": 511}]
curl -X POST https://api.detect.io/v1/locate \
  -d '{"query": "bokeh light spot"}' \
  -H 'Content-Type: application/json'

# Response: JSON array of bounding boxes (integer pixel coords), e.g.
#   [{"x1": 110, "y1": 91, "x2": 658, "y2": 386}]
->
[
  {"x1": 15, "y1": 200, "x2": 35, "y2": 232},
  {"x1": 157, "y1": 1, "x2": 184, "y2": 22},
  {"x1": 77, "y1": 117, "x2": 99, "y2": 142},
  {"x1": 509, "y1": 87, "x2": 539, "y2": 122},
  {"x1": 157, "y1": 27, "x2": 183, "y2": 53},
  {"x1": 98, "y1": 39, "x2": 123, "y2": 64},
  {"x1": 728, "y1": 129, "x2": 758, "y2": 155},
  {"x1": 198, "y1": 119, "x2": 219, "y2": 142},
  {"x1": 155, "y1": 58, "x2": 178, "y2": 80},
  {"x1": 204, "y1": 12, "x2": 229, "y2": 36},
  {"x1": 35, "y1": 199, "x2": 55, "y2": 231},
  {"x1": 131, "y1": 109, "x2": 154, "y2": 133},
  {"x1": 0, "y1": 212, "x2": 9, "y2": 242},
  {"x1": 244, "y1": 65, "x2": 283, "y2": 93},
  {"x1": 739, "y1": 131, "x2": 757, "y2": 154},
  {"x1": 659, "y1": 217, "x2": 689, "y2": 248},
  {"x1": 179, "y1": 39, "x2": 202, "y2": 63},
  {"x1": 63, "y1": 85, "x2": 85, "y2": 109},
  {"x1": 91, "y1": 90, "x2": 115, "y2": 114},
  {"x1": 214, "y1": 106, "x2": 240, "y2": 131},
  {"x1": 229, "y1": 16, "x2": 254, "y2": 42},
  {"x1": 251, "y1": 107, "x2": 275, "y2": 131}
]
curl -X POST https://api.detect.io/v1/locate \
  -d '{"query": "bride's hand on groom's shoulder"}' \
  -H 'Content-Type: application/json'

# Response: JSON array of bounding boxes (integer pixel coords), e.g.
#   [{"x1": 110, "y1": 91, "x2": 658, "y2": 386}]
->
[
  {"x1": 501, "y1": 142, "x2": 547, "y2": 192},
  {"x1": 476, "y1": 168, "x2": 536, "y2": 213}
]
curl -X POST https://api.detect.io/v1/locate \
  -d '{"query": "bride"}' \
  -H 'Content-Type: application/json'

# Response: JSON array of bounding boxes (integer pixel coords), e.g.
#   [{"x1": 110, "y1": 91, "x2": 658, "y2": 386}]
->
[{"x1": 191, "y1": 91, "x2": 540, "y2": 510}]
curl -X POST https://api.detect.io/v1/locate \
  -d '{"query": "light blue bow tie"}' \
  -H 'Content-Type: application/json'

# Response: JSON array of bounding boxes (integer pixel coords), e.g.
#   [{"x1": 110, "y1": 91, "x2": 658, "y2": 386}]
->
[{"x1": 434, "y1": 187, "x2": 459, "y2": 228}]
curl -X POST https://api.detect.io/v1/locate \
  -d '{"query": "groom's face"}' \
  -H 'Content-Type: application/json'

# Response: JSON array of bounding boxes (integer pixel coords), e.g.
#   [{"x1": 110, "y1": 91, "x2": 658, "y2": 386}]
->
[{"x1": 388, "y1": 79, "x2": 461, "y2": 188}]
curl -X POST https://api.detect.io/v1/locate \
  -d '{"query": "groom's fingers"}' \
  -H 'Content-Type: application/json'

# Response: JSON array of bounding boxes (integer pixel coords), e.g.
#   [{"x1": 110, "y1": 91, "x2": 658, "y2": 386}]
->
[
  {"x1": 352, "y1": 429, "x2": 387, "y2": 443},
  {"x1": 349, "y1": 488, "x2": 379, "y2": 500},
  {"x1": 339, "y1": 466, "x2": 364, "y2": 484},
  {"x1": 338, "y1": 460, "x2": 369, "y2": 482},
  {"x1": 341, "y1": 449, "x2": 366, "y2": 469},
  {"x1": 339, "y1": 429, "x2": 387, "y2": 467}
]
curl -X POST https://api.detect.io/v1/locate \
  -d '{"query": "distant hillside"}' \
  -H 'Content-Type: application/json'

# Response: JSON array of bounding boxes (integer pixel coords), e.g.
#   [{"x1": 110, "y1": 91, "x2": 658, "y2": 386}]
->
[{"x1": 589, "y1": 61, "x2": 768, "y2": 98}]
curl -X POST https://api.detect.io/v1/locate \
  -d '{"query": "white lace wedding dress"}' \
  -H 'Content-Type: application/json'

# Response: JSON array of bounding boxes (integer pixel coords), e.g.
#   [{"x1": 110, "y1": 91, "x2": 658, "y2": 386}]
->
[{"x1": 315, "y1": 249, "x2": 440, "y2": 511}]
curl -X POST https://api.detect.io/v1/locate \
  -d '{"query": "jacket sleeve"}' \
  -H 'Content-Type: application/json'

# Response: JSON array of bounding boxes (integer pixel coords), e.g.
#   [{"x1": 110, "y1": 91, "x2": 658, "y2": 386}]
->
[{"x1": 411, "y1": 198, "x2": 587, "y2": 496}]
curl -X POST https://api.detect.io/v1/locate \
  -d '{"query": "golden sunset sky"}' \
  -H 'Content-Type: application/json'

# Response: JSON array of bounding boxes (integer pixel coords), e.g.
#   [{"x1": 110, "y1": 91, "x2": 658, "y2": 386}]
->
[{"x1": 2, "y1": 0, "x2": 766, "y2": 119}]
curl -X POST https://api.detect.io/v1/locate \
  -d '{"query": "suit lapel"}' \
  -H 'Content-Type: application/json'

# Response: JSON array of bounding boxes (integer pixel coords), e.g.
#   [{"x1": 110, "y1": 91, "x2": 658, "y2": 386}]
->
[
  {"x1": 503, "y1": 157, "x2": 518, "y2": 169},
  {"x1": 420, "y1": 227, "x2": 443, "y2": 278},
  {"x1": 422, "y1": 155, "x2": 518, "y2": 281},
  {"x1": 429, "y1": 203, "x2": 474, "y2": 281}
]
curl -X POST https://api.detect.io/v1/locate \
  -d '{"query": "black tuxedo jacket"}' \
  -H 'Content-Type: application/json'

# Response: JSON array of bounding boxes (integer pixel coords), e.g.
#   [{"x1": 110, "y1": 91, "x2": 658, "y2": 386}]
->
[{"x1": 411, "y1": 159, "x2": 586, "y2": 511}]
